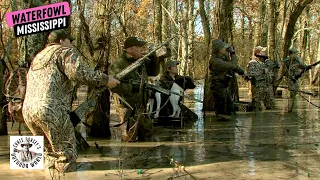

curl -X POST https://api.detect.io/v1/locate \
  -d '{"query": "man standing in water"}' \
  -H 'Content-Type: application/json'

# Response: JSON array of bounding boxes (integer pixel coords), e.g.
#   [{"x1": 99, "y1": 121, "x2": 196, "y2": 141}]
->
[
  {"x1": 278, "y1": 48, "x2": 311, "y2": 112},
  {"x1": 209, "y1": 39, "x2": 246, "y2": 120},
  {"x1": 247, "y1": 46, "x2": 275, "y2": 110},
  {"x1": 109, "y1": 36, "x2": 170, "y2": 142},
  {"x1": 23, "y1": 29, "x2": 120, "y2": 173}
]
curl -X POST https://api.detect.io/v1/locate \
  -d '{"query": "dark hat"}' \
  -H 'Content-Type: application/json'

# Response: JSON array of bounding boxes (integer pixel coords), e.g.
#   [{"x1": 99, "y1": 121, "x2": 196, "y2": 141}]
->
[
  {"x1": 48, "y1": 29, "x2": 75, "y2": 43},
  {"x1": 124, "y1": 37, "x2": 147, "y2": 49},
  {"x1": 165, "y1": 60, "x2": 179, "y2": 69},
  {"x1": 212, "y1": 39, "x2": 230, "y2": 54}
]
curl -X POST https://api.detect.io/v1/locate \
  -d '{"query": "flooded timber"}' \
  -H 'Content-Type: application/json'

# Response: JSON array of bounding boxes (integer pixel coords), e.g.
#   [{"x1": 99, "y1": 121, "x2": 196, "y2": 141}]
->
[{"x1": 0, "y1": 84, "x2": 319, "y2": 179}]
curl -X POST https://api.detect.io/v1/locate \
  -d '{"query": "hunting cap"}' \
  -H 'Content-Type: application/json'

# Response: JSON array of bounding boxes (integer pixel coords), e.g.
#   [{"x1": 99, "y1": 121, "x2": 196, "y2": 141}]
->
[
  {"x1": 48, "y1": 29, "x2": 75, "y2": 43},
  {"x1": 20, "y1": 141, "x2": 32, "y2": 148},
  {"x1": 166, "y1": 60, "x2": 179, "y2": 69},
  {"x1": 211, "y1": 39, "x2": 230, "y2": 54},
  {"x1": 289, "y1": 48, "x2": 299, "y2": 55},
  {"x1": 124, "y1": 37, "x2": 147, "y2": 49},
  {"x1": 254, "y1": 46, "x2": 267, "y2": 55}
]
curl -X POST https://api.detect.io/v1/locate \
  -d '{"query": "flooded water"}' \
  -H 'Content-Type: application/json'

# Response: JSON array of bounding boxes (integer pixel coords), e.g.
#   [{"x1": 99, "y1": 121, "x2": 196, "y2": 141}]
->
[{"x1": 0, "y1": 84, "x2": 320, "y2": 179}]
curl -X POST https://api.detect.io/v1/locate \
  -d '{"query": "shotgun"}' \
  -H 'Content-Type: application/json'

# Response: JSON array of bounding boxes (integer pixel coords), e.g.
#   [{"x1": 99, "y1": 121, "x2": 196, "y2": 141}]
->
[
  {"x1": 294, "y1": 60, "x2": 320, "y2": 81},
  {"x1": 71, "y1": 36, "x2": 176, "y2": 125}
]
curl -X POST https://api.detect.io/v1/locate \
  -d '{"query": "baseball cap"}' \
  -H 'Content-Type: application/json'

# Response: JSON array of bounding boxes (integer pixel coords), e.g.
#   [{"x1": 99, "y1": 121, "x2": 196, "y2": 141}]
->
[
  {"x1": 166, "y1": 60, "x2": 179, "y2": 69},
  {"x1": 48, "y1": 29, "x2": 75, "y2": 43},
  {"x1": 254, "y1": 46, "x2": 267, "y2": 55},
  {"x1": 124, "y1": 37, "x2": 147, "y2": 49}
]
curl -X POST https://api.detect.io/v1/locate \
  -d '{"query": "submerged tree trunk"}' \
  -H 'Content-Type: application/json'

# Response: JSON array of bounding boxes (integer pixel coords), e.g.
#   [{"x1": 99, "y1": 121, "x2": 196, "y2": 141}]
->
[
  {"x1": 199, "y1": 0, "x2": 213, "y2": 111},
  {"x1": 86, "y1": 0, "x2": 113, "y2": 138}
]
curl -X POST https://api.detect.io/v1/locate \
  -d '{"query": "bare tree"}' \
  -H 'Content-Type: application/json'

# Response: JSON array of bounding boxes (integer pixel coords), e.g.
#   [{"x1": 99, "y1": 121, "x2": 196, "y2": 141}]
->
[
  {"x1": 181, "y1": 0, "x2": 189, "y2": 75},
  {"x1": 216, "y1": 0, "x2": 239, "y2": 102},
  {"x1": 268, "y1": 0, "x2": 280, "y2": 61},
  {"x1": 187, "y1": 0, "x2": 195, "y2": 77},
  {"x1": 86, "y1": 0, "x2": 114, "y2": 138},
  {"x1": 199, "y1": 0, "x2": 214, "y2": 111},
  {"x1": 282, "y1": 0, "x2": 314, "y2": 58},
  {"x1": 170, "y1": 0, "x2": 179, "y2": 60}
]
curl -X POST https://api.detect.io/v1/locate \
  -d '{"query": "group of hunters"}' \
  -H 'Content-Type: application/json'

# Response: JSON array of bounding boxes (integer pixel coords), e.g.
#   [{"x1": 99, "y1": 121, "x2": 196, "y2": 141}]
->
[{"x1": 15, "y1": 29, "x2": 314, "y2": 173}]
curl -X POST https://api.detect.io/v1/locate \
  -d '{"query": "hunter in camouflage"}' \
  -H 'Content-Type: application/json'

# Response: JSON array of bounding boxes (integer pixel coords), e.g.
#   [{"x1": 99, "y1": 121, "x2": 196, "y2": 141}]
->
[
  {"x1": 209, "y1": 39, "x2": 246, "y2": 120},
  {"x1": 278, "y1": 48, "x2": 311, "y2": 111},
  {"x1": 109, "y1": 37, "x2": 170, "y2": 142},
  {"x1": 22, "y1": 30, "x2": 119, "y2": 173},
  {"x1": 247, "y1": 46, "x2": 275, "y2": 110}
]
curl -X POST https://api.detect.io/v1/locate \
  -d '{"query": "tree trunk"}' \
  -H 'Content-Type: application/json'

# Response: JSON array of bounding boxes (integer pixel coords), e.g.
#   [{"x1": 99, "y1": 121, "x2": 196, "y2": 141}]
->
[
  {"x1": 162, "y1": 0, "x2": 170, "y2": 42},
  {"x1": 282, "y1": 0, "x2": 313, "y2": 59},
  {"x1": 0, "y1": 61, "x2": 8, "y2": 135},
  {"x1": 155, "y1": 0, "x2": 162, "y2": 44},
  {"x1": 216, "y1": 0, "x2": 239, "y2": 102},
  {"x1": 199, "y1": 0, "x2": 213, "y2": 111},
  {"x1": 300, "y1": 7, "x2": 312, "y2": 85},
  {"x1": 187, "y1": 0, "x2": 195, "y2": 77},
  {"x1": 217, "y1": 0, "x2": 234, "y2": 44},
  {"x1": 86, "y1": 0, "x2": 113, "y2": 138},
  {"x1": 181, "y1": 0, "x2": 189, "y2": 75},
  {"x1": 312, "y1": 36, "x2": 320, "y2": 85},
  {"x1": 268, "y1": 0, "x2": 280, "y2": 93},
  {"x1": 253, "y1": 0, "x2": 267, "y2": 50},
  {"x1": 199, "y1": 0, "x2": 210, "y2": 51},
  {"x1": 268, "y1": 0, "x2": 279, "y2": 61},
  {"x1": 170, "y1": 0, "x2": 179, "y2": 60}
]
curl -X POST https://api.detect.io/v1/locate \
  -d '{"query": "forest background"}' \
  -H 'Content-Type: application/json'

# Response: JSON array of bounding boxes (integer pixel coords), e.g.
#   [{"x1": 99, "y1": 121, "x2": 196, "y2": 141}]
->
[{"x1": 0, "y1": 0, "x2": 319, "y2": 135}]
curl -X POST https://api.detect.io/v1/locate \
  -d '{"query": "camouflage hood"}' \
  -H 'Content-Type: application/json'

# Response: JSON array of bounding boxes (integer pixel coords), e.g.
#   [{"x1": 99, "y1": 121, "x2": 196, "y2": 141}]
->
[{"x1": 211, "y1": 39, "x2": 229, "y2": 55}]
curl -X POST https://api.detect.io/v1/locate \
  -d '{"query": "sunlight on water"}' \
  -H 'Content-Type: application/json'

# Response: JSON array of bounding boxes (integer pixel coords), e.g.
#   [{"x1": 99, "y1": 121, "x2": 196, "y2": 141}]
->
[{"x1": 1, "y1": 85, "x2": 320, "y2": 179}]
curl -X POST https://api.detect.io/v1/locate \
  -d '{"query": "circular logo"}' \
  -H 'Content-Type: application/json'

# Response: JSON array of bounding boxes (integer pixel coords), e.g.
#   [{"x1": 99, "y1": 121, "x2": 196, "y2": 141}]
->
[{"x1": 10, "y1": 136, "x2": 44, "y2": 169}]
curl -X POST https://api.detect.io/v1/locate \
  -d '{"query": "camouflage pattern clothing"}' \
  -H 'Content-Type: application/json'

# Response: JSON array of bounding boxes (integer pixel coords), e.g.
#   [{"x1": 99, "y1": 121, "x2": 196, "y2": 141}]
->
[
  {"x1": 109, "y1": 51, "x2": 162, "y2": 142},
  {"x1": 209, "y1": 39, "x2": 245, "y2": 117},
  {"x1": 281, "y1": 55, "x2": 308, "y2": 97},
  {"x1": 280, "y1": 54, "x2": 308, "y2": 111},
  {"x1": 22, "y1": 44, "x2": 109, "y2": 172},
  {"x1": 247, "y1": 58, "x2": 275, "y2": 110}
]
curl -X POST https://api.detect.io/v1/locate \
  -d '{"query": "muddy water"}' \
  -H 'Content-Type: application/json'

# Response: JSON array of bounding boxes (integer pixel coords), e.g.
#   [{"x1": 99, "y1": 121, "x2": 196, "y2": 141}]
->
[{"x1": 0, "y1": 85, "x2": 320, "y2": 179}]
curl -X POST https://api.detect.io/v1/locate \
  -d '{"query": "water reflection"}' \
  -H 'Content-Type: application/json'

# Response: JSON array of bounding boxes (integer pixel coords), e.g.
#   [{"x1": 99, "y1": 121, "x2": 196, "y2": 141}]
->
[
  {"x1": 248, "y1": 151, "x2": 255, "y2": 175},
  {"x1": 1, "y1": 85, "x2": 320, "y2": 179}
]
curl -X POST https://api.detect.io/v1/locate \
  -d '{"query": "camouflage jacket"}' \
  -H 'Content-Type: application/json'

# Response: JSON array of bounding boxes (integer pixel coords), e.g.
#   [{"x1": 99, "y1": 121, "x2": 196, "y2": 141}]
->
[
  {"x1": 281, "y1": 56, "x2": 307, "y2": 80},
  {"x1": 23, "y1": 44, "x2": 109, "y2": 114},
  {"x1": 247, "y1": 58, "x2": 271, "y2": 83},
  {"x1": 109, "y1": 51, "x2": 161, "y2": 105},
  {"x1": 209, "y1": 54, "x2": 240, "y2": 86}
]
